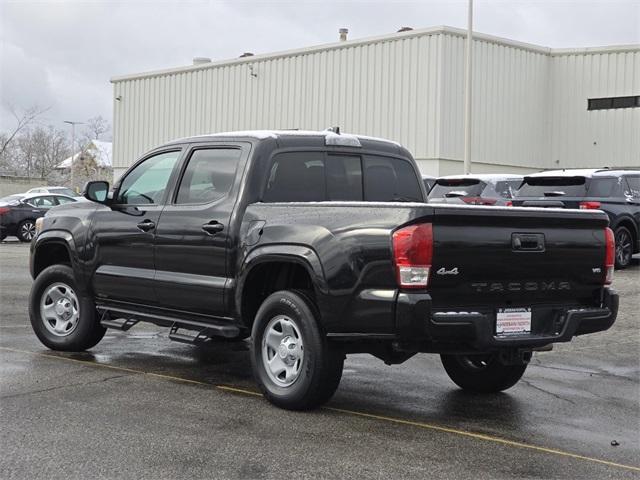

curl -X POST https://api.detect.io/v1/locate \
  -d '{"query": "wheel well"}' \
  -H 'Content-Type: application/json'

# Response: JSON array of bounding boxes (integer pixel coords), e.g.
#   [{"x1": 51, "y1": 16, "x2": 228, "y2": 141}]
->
[
  {"x1": 241, "y1": 261, "x2": 315, "y2": 330},
  {"x1": 34, "y1": 242, "x2": 71, "y2": 277},
  {"x1": 614, "y1": 219, "x2": 639, "y2": 253}
]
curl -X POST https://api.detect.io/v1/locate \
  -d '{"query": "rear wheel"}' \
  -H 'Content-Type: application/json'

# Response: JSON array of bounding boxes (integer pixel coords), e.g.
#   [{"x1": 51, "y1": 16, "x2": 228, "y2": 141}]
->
[
  {"x1": 251, "y1": 290, "x2": 344, "y2": 410},
  {"x1": 440, "y1": 353, "x2": 527, "y2": 393},
  {"x1": 29, "y1": 264, "x2": 106, "y2": 351},
  {"x1": 17, "y1": 219, "x2": 36, "y2": 242},
  {"x1": 614, "y1": 226, "x2": 633, "y2": 269}
]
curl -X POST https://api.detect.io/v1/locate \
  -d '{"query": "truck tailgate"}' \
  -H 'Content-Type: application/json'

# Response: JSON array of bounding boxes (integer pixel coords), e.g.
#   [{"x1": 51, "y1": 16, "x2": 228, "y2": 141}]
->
[{"x1": 428, "y1": 206, "x2": 610, "y2": 308}]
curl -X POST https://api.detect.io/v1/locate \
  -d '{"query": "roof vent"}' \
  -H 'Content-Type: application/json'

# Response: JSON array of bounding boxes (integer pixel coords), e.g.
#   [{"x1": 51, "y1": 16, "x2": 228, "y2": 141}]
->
[
  {"x1": 397, "y1": 27, "x2": 413, "y2": 33},
  {"x1": 239, "y1": 52, "x2": 254, "y2": 58},
  {"x1": 339, "y1": 28, "x2": 349, "y2": 42},
  {"x1": 193, "y1": 57, "x2": 212, "y2": 65}
]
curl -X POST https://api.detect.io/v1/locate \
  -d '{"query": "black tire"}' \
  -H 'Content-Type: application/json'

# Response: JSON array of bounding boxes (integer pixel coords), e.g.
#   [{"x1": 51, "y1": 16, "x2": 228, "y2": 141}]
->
[
  {"x1": 614, "y1": 226, "x2": 634, "y2": 269},
  {"x1": 440, "y1": 353, "x2": 527, "y2": 393},
  {"x1": 29, "y1": 264, "x2": 106, "y2": 351},
  {"x1": 17, "y1": 219, "x2": 37, "y2": 242},
  {"x1": 251, "y1": 290, "x2": 344, "y2": 410}
]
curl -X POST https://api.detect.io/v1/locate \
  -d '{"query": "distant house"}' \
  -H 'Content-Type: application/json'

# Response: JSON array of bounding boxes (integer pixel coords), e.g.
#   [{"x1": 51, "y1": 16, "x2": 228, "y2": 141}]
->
[{"x1": 56, "y1": 140, "x2": 113, "y2": 171}]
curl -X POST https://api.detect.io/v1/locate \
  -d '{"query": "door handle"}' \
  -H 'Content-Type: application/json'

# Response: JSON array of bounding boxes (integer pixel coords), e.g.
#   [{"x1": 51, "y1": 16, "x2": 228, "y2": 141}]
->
[
  {"x1": 136, "y1": 219, "x2": 156, "y2": 232},
  {"x1": 202, "y1": 221, "x2": 224, "y2": 235}
]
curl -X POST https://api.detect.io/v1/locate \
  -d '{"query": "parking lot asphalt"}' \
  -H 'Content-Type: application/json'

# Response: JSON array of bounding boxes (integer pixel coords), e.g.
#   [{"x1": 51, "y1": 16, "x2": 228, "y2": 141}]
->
[{"x1": 0, "y1": 241, "x2": 638, "y2": 479}]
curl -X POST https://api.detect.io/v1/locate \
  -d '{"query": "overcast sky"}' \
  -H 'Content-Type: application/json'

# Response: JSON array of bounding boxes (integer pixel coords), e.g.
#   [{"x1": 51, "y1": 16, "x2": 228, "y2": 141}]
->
[{"x1": 1, "y1": 0, "x2": 639, "y2": 135}]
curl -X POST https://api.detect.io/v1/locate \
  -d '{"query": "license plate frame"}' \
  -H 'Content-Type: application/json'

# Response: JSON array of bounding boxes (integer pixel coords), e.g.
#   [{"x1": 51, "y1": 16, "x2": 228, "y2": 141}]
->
[{"x1": 496, "y1": 307, "x2": 532, "y2": 337}]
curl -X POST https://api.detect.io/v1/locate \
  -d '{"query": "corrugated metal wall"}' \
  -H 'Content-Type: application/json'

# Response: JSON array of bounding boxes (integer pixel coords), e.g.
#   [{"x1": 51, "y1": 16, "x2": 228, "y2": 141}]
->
[
  {"x1": 549, "y1": 49, "x2": 640, "y2": 168},
  {"x1": 112, "y1": 28, "x2": 640, "y2": 178},
  {"x1": 438, "y1": 35, "x2": 552, "y2": 173},
  {"x1": 113, "y1": 31, "x2": 444, "y2": 176}
]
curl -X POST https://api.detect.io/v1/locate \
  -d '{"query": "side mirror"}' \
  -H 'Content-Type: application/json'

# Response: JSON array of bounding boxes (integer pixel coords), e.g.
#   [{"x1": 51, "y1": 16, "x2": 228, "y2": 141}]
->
[{"x1": 84, "y1": 181, "x2": 110, "y2": 203}]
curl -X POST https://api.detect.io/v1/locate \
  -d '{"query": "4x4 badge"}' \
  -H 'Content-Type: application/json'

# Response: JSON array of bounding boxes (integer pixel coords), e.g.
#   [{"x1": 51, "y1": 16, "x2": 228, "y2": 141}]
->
[{"x1": 437, "y1": 267, "x2": 459, "y2": 275}]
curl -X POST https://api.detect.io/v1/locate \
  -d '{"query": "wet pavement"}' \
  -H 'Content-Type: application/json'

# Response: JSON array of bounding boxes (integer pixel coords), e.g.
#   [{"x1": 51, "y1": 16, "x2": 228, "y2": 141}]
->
[{"x1": 1, "y1": 241, "x2": 639, "y2": 479}]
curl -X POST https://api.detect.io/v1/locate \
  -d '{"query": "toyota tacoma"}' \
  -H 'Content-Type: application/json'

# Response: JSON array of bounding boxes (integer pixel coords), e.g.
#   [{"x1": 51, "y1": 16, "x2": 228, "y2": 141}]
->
[{"x1": 29, "y1": 130, "x2": 618, "y2": 410}]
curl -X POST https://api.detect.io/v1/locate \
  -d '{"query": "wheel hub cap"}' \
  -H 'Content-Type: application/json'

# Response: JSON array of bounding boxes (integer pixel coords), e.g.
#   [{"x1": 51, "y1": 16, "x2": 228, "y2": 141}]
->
[
  {"x1": 262, "y1": 316, "x2": 304, "y2": 387},
  {"x1": 40, "y1": 282, "x2": 80, "y2": 337}
]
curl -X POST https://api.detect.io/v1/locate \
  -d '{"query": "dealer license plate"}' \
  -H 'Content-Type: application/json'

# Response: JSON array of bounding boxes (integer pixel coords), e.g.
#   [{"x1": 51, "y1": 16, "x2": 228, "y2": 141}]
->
[{"x1": 496, "y1": 308, "x2": 532, "y2": 336}]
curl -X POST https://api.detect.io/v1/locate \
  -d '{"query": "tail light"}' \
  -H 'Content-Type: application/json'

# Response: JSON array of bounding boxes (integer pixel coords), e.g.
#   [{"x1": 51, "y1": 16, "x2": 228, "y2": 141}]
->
[
  {"x1": 604, "y1": 227, "x2": 614, "y2": 284},
  {"x1": 580, "y1": 201, "x2": 601, "y2": 210},
  {"x1": 0, "y1": 207, "x2": 9, "y2": 215},
  {"x1": 505, "y1": 201, "x2": 513, "y2": 207},
  {"x1": 461, "y1": 196, "x2": 497, "y2": 206},
  {"x1": 392, "y1": 223, "x2": 433, "y2": 289}
]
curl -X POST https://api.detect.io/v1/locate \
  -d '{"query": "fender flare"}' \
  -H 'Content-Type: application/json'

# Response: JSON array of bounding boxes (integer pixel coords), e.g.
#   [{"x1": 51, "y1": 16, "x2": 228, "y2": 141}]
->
[
  {"x1": 31, "y1": 230, "x2": 80, "y2": 281},
  {"x1": 234, "y1": 244, "x2": 328, "y2": 320}
]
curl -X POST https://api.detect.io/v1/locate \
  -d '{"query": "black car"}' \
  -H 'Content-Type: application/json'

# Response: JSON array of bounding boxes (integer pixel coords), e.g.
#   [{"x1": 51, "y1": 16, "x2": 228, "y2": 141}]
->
[
  {"x1": 0, "y1": 193, "x2": 77, "y2": 242},
  {"x1": 28, "y1": 130, "x2": 617, "y2": 410},
  {"x1": 428, "y1": 174, "x2": 523, "y2": 206},
  {"x1": 513, "y1": 169, "x2": 640, "y2": 268}
]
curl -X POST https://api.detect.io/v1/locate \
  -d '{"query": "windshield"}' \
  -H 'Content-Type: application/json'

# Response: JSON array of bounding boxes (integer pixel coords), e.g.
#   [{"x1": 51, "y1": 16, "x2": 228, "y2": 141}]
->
[
  {"x1": 516, "y1": 176, "x2": 587, "y2": 197},
  {"x1": 428, "y1": 179, "x2": 485, "y2": 198},
  {"x1": 50, "y1": 187, "x2": 78, "y2": 197}
]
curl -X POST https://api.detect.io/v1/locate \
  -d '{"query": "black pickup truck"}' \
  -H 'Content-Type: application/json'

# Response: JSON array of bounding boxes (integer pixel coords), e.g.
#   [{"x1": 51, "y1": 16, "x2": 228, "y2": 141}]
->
[{"x1": 29, "y1": 130, "x2": 618, "y2": 410}]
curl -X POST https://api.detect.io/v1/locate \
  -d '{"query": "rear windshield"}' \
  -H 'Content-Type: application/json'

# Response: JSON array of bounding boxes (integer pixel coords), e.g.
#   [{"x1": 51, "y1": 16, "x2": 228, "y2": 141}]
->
[
  {"x1": 428, "y1": 179, "x2": 485, "y2": 199},
  {"x1": 516, "y1": 176, "x2": 587, "y2": 197},
  {"x1": 263, "y1": 152, "x2": 423, "y2": 202}
]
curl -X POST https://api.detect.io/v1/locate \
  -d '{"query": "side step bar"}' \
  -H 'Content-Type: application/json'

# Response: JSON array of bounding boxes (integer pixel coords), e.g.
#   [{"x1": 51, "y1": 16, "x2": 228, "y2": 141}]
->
[
  {"x1": 169, "y1": 324, "x2": 226, "y2": 345},
  {"x1": 100, "y1": 311, "x2": 139, "y2": 331},
  {"x1": 96, "y1": 305, "x2": 241, "y2": 340}
]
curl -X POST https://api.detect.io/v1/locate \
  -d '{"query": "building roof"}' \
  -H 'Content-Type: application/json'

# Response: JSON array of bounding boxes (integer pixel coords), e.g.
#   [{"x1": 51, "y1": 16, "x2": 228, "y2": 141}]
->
[
  {"x1": 111, "y1": 25, "x2": 640, "y2": 83},
  {"x1": 56, "y1": 140, "x2": 112, "y2": 169}
]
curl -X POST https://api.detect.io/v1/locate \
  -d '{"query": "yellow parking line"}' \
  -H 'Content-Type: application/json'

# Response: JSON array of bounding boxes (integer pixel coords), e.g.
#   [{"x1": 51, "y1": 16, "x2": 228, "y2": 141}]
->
[{"x1": 2, "y1": 345, "x2": 638, "y2": 473}]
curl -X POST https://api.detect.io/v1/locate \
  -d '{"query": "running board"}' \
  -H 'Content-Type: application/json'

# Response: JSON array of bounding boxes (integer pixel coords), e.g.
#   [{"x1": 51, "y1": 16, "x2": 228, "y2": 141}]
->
[
  {"x1": 96, "y1": 304, "x2": 241, "y2": 339},
  {"x1": 168, "y1": 324, "x2": 233, "y2": 345},
  {"x1": 99, "y1": 311, "x2": 139, "y2": 331}
]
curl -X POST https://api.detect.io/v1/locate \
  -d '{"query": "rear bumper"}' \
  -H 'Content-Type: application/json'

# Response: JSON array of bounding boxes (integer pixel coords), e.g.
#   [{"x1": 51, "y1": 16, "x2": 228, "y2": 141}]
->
[{"x1": 395, "y1": 288, "x2": 618, "y2": 351}]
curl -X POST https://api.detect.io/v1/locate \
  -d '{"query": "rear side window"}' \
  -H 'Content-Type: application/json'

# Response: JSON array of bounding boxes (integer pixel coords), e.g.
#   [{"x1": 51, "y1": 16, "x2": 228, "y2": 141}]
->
[
  {"x1": 429, "y1": 179, "x2": 485, "y2": 199},
  {"x1": 586, "y1": 178, "x2": 616, "y2": 197},
  {"x1": 625, "y1": 176, "x2": 640, "y2": 199},
  {"x1": 29, "y1": 196, "x2": 56, "y2": 208},
  {"x1": 516, "y1": 176, "x2": 587, "y2": 197},
  {"x1": 176, "y1": 148, "x2": 242, "y2": 204},
  {"x1": 363, "y1": 155, "x2": 422, "y2": 202},
  {"x1": 263, "y1": 152, "x2": 422, "y2": 202}
]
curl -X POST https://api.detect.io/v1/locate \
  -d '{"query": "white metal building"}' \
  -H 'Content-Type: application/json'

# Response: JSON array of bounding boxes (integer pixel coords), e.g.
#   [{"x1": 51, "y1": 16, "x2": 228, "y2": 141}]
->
[{"x1": 111, "y1": 26, "x2": 640, "y2": 179}]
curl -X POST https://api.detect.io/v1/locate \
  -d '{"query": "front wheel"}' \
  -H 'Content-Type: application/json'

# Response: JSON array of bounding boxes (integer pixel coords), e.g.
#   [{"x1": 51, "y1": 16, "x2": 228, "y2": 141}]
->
[
  {"x1": 29, "y1": 264, "x2": 106, "y2": 351},
  {"x1": 440, "y1": 353, "x2": 527, "y2": 393},
  {"x1": 251, "y1": 290, "x2": 344, "y2": 410},
  {"x1": 614, "y1": 226, "x2": 634, "y2": 269}
]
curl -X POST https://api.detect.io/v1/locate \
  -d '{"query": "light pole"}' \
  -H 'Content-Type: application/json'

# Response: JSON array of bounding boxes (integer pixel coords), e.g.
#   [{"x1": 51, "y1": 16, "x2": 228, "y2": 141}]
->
[
  {"x1": 463, "y1": 0, "x2": 473, "y2": 174},
  {"x1": 64, "y1": 120, "x2": 84, "y2": 191}
]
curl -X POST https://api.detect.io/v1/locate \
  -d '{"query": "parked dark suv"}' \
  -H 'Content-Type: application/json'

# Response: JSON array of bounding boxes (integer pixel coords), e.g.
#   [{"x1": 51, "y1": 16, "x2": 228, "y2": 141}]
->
[
  {"x1": 513, "y1": 169, "x2": 640, "y2": 268},
  {"x1": 428, "y1": 174, "x2": 522, "y2": 206}
]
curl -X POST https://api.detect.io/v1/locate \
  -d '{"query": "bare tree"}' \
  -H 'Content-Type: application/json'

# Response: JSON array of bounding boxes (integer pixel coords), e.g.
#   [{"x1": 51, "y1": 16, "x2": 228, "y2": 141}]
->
[
  {"x1": 0, "y1": 105, "x2": 50, "y2": 157},
  {"x1": 85, "y1": 115, "x2": 110, "y2": 140}
]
